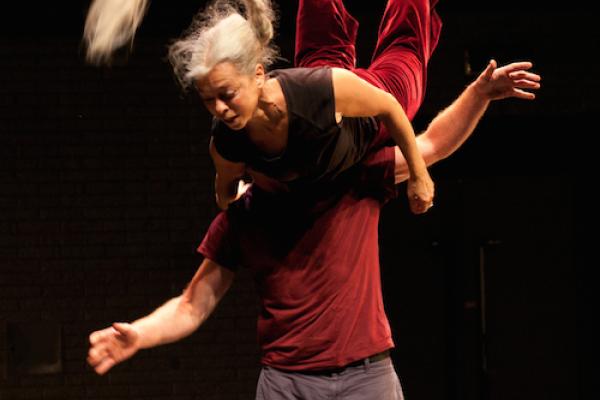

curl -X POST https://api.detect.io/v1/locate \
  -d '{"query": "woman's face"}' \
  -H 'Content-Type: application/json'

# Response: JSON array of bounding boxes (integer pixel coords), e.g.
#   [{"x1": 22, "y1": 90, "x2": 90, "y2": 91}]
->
[{"x1": 196, "y1": 62, "x2": 263, "y2": 130}]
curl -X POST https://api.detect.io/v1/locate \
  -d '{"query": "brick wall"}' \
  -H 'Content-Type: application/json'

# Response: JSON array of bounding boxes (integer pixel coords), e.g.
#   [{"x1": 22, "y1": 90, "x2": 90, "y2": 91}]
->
[
  {"x1": 0, "y1": 7, "x2": 592, "y2": 399},
  {"x1": 1, "y1": 38, "x2": 260, "y2": 400}
]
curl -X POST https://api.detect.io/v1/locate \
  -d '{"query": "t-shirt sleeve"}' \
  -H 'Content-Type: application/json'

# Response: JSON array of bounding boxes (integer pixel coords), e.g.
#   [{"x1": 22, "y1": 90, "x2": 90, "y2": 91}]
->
[
  {"x1": 197, "y1": 211, "x2": 241, "y2": 271},
  {"x1": 356, "y1": 146, "x2": 398, "y2": 203},
  {"x1": 278, "y1": 67, "x2": 337, "y2": 131}
]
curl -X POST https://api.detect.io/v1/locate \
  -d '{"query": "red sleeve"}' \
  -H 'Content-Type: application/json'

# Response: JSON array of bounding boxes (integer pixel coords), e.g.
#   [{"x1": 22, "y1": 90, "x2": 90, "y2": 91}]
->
[{"x1": 197, "y1": 211, "x2": 241, "y2": 272}]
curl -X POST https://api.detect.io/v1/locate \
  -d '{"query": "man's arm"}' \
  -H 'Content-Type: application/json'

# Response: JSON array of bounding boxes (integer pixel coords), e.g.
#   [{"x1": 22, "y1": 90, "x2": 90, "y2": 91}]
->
[
  {"x1": 395, "y1": 60, "x2": 541, "y2": 183},
  {"x1": 87, "y1": 259, "x2": 234, "y2": 375}
]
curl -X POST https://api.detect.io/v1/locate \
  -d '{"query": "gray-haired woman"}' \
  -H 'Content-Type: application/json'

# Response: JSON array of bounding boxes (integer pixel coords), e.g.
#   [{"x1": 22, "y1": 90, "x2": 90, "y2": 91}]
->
[{"x1": 84, "y1": 0, "x2": 438, "y2": 214}]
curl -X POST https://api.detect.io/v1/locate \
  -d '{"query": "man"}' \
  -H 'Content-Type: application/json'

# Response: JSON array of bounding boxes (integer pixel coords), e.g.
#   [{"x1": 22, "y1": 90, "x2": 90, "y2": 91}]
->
[{"x1": 87, "y1": 60, "x2": 540, "y2": 399}]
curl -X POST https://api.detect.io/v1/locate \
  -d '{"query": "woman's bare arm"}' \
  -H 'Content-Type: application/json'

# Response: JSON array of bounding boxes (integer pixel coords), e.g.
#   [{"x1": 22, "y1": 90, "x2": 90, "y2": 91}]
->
[
  {"x1": 331, "y1": 67, "x2": 433, "y2": 214},
  {"x1": 209, "y1": 137, "x2": 247, "y2": 210}
]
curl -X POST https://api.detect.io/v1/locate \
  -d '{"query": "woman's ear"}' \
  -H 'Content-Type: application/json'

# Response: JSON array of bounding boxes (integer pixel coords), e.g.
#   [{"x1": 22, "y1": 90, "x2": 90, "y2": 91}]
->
[{"x1": 255, "y1": 64, "x2": 265, "y2": 88}]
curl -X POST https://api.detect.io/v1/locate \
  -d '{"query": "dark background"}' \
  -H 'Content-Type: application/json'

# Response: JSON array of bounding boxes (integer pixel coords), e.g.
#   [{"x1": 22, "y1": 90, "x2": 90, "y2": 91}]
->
[{"x1": 0, "y1": 1, "x2": 596, "y2": 399}]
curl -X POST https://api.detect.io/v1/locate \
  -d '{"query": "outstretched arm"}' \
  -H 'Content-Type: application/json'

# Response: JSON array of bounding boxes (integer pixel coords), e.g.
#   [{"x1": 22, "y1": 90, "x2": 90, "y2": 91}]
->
[
  {"x1": 87, "y1": 259, "x2": 234, "y2": 375},
  {"x1": 395, "y1": 60, "x2": 541, "y2": 183},
  {"x1": 332, "y1": 68, "x2": 434, "y2": 214}
]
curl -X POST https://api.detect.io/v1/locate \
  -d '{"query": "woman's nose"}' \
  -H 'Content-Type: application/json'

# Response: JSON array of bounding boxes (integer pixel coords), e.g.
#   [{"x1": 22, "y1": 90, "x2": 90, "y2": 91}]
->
[{"x1": 215, "y1": 99, "x2": 229, "y2": 115}]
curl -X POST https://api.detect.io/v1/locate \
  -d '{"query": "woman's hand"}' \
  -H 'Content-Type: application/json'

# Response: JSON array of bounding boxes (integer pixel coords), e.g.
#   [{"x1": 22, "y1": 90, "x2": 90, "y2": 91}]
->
[
  {"x1": 234, "y1": 180, "x2": 252, "y2": 199},
  {"x1": 407, "y1": 174, "x2": 434, "y2": 214}
]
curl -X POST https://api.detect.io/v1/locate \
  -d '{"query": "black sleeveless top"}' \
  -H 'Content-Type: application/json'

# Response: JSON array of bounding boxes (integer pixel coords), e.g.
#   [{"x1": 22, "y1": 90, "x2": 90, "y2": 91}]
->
[{"x1": 211, "y1": 67, "x2": 379, "y2": 189}]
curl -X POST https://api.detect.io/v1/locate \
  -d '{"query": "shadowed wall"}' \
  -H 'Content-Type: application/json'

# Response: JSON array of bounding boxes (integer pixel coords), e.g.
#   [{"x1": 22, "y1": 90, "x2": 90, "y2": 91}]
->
[{"x1": 1, "y1": 2, "x2": 594, "y2": 399}]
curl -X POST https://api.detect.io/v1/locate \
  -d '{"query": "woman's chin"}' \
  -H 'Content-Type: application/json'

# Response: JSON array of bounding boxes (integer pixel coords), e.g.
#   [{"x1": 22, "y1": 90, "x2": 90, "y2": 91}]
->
[{"x1": 224, "y1": 116, "x2": 244, "y2": 130}]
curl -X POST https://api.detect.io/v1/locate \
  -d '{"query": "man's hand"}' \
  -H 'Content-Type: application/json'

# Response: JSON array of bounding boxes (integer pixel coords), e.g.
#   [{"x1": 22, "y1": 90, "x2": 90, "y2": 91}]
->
[
  {"x1": 474, "y1": 60, "x2": 541, "y2": 101},
  {"x1": 87, "y1": 322, "x2": 140, "y2": 375}
]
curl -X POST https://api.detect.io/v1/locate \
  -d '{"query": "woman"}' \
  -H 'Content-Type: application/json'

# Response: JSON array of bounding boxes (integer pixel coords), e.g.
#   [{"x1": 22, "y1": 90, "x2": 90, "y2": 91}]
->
[
  {"x1": 84, "y1": 0, "x2": 437, "y2": 213},
  {"x1": 171, "y1": 0, "x2": 438, "y2": 213}
]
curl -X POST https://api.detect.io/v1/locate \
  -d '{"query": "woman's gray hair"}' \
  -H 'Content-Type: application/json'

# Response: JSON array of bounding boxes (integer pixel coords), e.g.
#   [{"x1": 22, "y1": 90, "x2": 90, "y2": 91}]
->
[{"x1": 168, "y1": 0, "x2": 279, "y2": 91}]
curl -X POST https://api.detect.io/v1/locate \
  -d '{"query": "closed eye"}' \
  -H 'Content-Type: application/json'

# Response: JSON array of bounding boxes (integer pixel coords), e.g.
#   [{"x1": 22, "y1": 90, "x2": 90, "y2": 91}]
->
[{"x1": 220, "y1": 90, "x2": 237, "y2": 101}]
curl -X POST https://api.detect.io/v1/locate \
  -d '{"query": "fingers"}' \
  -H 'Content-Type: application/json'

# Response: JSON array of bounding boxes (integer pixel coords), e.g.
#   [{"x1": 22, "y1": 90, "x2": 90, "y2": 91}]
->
[
  {"x1": 481, "y1": 59, "x2": 497, "y2": 80},
  {"x1": 409, "y1": 195, "x2": 434, "y2": 215},
  {"x1": 87, "y1": 325, "x2": 125, "y2": 375},
  {"x1": 235, "y1": 180, "x2": 251, "y2": 199},
  {"x1": 87, "y1": 340, "x2": 122, "y2": 375},
  {"x1": 500, "y1": 66, "x2": 541, "y2": 100},
  {"x1": 87, "y1": 345, "x2": 116, "y2": 375},
  {"x1": 510, "y1": 75, "x2": 541, "y2": 100},
  {"x1": 512, "y1": 88, "x2": 536, "y2": 100},
  {"x1": 502, "y1": 61, "x2": 534, "y2": 73},
  {"x1": 509, "y1": 70, "x2": 541, "y2": 82},
  {"x1": 410, "y1": 199, "x2": 434, "y2": 214},
  {"x1": 408, "y1": 176, "x2": 434, "y2": 214},
  {"x1": 89, "y1": 327, "x2": 115, "y2": 345},
  {"x1": 88, "y1": 335, "x2": 119, "y2": 366},
  {"x1": 513, "y1": 79, "x2": 541, "y2": 90},
  {"x1": 87, "y1": 323, "x2": 139, "y2": 375},
  {"x1": 87, "y1": 346, "x2": 107, "y2": 366},
  {"x1": 89, "y1": 331, "x2": 100, "y2": 345},
  {"x1": 94, "y1": 357, "x2": 117, "y2": 376},
  {"x1": 112, "y1": 322, "x2": 130, "y2": 336}
]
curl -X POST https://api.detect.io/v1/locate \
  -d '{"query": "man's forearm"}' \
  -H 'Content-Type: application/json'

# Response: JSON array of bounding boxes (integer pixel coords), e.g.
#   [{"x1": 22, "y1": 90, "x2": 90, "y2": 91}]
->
[
  {"x1": 423, "y1": 82, "x2": 491, "y2": 165},
  {"x1": 395, "y1": 59, "x2": 540, "y2": 183},
  {"x1": 132, "y1": 296, "x2": 203, "y2": 349},
  {"x1": 395, "y1": 83, "x2": 491, "y2": 183},
  {"x1": 131, "y1": 259, "x2": 231, "y2": 349}
]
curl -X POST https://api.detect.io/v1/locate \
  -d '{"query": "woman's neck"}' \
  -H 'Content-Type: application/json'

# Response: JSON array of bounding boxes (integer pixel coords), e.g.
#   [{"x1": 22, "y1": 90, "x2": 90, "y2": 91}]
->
[
  {"x1": 245, "y1": 77, "x2": 288, "y2": 157},
  {"x1": 259, "y1": 78, "x2": 285, "y2": 119},
  {"x1": 248, "y1": 78, "x2": 286, "y2": 131}
]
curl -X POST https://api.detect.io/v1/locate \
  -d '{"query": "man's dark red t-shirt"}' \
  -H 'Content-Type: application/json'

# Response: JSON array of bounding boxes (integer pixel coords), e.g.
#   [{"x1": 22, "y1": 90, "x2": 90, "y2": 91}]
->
[{"x1": 198, "y1": 147, "x2": 397, "y2": 371}]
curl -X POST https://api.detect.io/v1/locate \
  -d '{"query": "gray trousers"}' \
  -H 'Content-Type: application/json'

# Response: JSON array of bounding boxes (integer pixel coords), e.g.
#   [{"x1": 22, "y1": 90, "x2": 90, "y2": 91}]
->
[{"x1": 255, "y1": 357, "x2": 404, "y2": 400}]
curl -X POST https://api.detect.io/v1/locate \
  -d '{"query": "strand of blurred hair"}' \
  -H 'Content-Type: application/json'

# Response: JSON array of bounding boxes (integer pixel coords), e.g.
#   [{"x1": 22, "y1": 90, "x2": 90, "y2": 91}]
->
[{"x1": 83, "y1": 0, "x2": 149, "y2": 65}]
